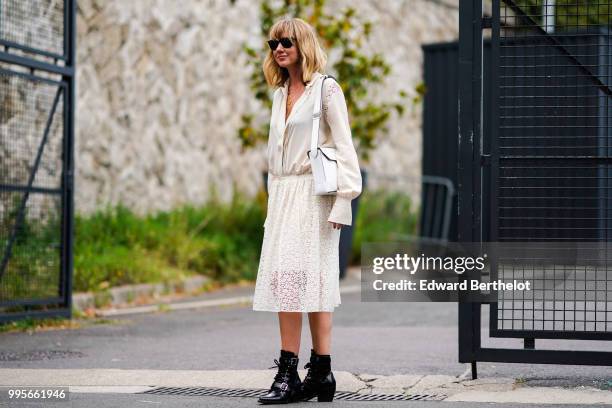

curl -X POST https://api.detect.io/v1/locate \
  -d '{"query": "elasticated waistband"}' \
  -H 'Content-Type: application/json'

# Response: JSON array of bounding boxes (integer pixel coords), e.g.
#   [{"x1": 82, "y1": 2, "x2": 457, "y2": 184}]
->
[{"x1": 269, "y1": 172, "x2": 313, "y2": 181}]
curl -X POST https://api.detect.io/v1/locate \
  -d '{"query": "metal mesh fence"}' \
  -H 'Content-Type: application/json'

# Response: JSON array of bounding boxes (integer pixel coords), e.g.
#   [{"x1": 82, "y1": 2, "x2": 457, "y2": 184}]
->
[
  {"x1": 0, "y1": 192, "x2": 62, "y2": 304},
  {"x1": 493, "y1": 0, "x2": 612, "y2": 336},
  {"x1": 497, "y1": 251, "x2": 612, "y2": 332},
  {"x1": 0, "y1": 0, "x2": 65, "y2": 57},
  {"x1": 0, "y1": 71, "x2": 64, "y2": 304}
]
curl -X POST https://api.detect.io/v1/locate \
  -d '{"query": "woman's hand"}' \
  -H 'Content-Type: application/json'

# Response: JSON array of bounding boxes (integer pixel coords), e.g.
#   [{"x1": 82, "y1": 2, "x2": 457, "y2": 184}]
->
[{"x1": 329, "y1": 221, "x2": 343, "y2": 230}]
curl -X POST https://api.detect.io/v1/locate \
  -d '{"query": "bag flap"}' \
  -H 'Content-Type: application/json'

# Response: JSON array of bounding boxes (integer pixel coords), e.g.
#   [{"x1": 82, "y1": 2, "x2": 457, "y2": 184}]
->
[{"x1": 318, "y1": 147, "x2": 337, "y2": 161}]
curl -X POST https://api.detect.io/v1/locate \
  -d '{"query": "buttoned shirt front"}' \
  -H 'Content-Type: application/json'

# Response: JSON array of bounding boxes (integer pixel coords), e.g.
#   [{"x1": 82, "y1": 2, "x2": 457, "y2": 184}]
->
[{"x1": 266, "y1": 71, "x2": 363, "y2": 226}]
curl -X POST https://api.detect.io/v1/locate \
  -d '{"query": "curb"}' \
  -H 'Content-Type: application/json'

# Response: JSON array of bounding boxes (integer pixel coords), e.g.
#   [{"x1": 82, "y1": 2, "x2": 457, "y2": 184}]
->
[
  {"x1": 94, "y1": 281, "x2": 362, "y2": 317},
  {"x1": 74, "y1": 266, "x2": 362, "y2": 317},
  {"x1": 72, "y1": 275, "x2": 210, "y2": 312}
]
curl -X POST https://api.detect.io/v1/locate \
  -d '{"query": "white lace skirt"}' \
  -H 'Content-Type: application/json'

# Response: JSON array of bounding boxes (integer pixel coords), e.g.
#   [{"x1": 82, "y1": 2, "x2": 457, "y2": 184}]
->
[{"x1": 252, "y1": 172, "x2": 342, "y2": 312}]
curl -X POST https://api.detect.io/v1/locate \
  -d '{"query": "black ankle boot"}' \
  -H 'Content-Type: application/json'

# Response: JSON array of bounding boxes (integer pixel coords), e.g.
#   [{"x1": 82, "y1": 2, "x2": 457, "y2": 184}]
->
[
  {"x1": 258, "y1": 350, "x2": 302, "y2": 404},
  {"x1": 298, "y1": 348, "x2": 336, "y2": 402}
]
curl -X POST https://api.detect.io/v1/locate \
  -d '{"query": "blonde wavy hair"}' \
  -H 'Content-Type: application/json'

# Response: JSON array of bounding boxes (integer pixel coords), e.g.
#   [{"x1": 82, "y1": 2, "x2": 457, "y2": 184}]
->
[{"x1": 263, "y1": 17, "x2": 327, "y2": 88}]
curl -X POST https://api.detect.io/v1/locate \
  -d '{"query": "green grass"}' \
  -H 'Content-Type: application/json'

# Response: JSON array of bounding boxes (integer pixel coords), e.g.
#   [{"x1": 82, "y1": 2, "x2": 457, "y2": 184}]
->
[
  {"x1": 1, "y1": 185, "x2": 418, "y2": 297},
  {"x1": 351, "y1": 187, "x2": 419, "y2": 264},
  {"x1": 73, "y1": 187, "x2": 268, "y2": 292},
  {"x1": 0, "y1": 194, "x2": 63, "y2": 301}
]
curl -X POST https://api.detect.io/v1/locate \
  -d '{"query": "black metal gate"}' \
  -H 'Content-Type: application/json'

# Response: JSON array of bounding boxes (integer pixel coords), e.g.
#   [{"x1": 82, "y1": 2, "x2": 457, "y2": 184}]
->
[
  {"x1": 0, "y1": 0, "x2": 76, "y2": 322},
  {"x1": 458, "y1": 0, "x2": 612, "y2": 378}
]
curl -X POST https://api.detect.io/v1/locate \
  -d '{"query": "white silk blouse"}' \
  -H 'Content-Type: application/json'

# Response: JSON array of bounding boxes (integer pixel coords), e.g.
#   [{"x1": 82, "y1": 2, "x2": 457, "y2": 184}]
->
[{"x1": 266, "y1": 71, "x2": 363, "y2": 226}]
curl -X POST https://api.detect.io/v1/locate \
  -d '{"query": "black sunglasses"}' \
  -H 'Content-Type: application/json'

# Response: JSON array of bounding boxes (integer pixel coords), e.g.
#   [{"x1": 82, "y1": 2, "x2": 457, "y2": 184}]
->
[{"x1": 267, "y1": 37, "x2": 296, "y2": 51}]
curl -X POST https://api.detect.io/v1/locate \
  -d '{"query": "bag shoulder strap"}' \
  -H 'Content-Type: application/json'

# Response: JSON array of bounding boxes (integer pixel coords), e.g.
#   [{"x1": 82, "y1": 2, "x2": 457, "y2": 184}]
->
[{"x1": 310, "y1": 74, "x2": 335, "y2": 156}]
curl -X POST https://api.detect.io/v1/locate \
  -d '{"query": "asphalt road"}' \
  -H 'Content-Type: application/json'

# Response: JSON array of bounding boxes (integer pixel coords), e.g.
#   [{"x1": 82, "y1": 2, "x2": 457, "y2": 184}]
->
[{"x1": 1, "y1": 289, "x2": 611, "y2": 387}]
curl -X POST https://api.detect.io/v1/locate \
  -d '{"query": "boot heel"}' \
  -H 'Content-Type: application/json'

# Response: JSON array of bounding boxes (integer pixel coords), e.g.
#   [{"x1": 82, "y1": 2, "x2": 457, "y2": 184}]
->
[{"x1": 317, "y1": 385, "x2": 336, "y2": 402}]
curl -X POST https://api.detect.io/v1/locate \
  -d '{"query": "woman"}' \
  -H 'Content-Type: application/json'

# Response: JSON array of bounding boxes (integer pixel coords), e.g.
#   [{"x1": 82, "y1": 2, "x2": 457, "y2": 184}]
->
[{"x1": 252, "y1": 17, "x2": 362, "y2": 404}]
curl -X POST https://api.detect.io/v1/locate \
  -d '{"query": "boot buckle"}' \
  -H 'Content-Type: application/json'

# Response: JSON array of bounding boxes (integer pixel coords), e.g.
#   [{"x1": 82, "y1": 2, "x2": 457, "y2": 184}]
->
[{"x1": 280, "y1": 382, "x2": 289, "y2": 391}]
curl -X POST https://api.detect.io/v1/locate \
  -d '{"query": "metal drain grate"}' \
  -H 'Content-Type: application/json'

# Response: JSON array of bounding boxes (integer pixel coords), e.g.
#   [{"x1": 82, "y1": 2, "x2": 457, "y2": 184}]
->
[
  {"x1": 139, "y1": 387, "x2": 446, "y2": 401},
  {"x1": 141, "y1": 387, "x2": 265, "y2": 398},
  {"x1": 334, "y1": 391, "x2": 446, "y2": 401},
  {"x1": 0, "y1": 350, "x2": 86, "y2": 362}
]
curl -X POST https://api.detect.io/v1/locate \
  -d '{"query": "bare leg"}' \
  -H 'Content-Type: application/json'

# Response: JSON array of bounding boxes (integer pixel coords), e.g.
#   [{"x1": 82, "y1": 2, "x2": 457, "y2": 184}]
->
[
  {"x1": 307, "y1": 312, "x2": 332, "y2": 354},
  {"x1": 278, "y1": 312, "x2": 302, "y2": 354}
]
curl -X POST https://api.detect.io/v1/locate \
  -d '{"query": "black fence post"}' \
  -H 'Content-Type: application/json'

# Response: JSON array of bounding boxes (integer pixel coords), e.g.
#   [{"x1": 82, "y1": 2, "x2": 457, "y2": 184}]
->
[
  {"x1": 458, "y1": 0, "x2": 483, "y2": 380},
  {"x1": 62, "y1": 0, "x2": 77, "y2": 317}
]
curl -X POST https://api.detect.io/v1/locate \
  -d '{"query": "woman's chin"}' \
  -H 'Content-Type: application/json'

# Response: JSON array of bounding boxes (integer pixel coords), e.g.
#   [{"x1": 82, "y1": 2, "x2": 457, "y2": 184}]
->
[{"x1": 276, "y1": 59, "x2": 294, "y2": 67}]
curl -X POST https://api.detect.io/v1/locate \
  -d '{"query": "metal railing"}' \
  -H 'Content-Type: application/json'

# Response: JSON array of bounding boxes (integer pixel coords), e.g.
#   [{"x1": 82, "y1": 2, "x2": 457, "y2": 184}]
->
[
  {"x1": 458, "y1": 0, "x2": 612, "y2": 379},
  {"x1": 0, "y1": 0, "x2": 76, "y2": 322}
]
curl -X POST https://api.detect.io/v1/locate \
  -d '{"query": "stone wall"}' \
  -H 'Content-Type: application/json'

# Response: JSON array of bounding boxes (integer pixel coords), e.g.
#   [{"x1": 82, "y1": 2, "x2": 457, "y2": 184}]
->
[{"x1": 75, "y1": 0, "x2": 459, "y2": 215}]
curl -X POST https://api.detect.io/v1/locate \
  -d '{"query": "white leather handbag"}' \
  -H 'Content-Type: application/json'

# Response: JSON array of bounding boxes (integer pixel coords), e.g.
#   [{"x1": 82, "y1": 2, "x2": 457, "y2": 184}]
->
[{"x1": 307, "y1": 74, "x2": 338, "y2": 196}]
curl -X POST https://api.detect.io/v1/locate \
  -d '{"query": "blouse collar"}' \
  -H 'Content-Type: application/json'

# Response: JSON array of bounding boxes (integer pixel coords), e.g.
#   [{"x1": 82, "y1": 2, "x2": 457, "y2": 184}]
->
[
  {"x1": 281, "y1": 71, "x2": 323, "y2": 96},
  {"x1": 275, "y1": 71, "x2": 324, "y2": 153}
]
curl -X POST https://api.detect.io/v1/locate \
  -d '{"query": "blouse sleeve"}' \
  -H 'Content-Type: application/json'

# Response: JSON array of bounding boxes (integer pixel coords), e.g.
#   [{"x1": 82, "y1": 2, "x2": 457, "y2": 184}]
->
[{"x1": 322, "y1": 78, "x2": 363, "y2": 226}]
